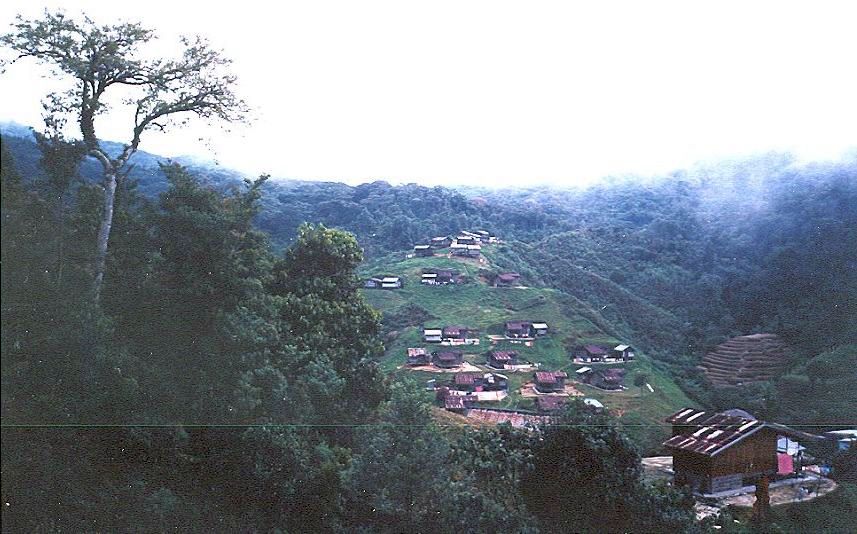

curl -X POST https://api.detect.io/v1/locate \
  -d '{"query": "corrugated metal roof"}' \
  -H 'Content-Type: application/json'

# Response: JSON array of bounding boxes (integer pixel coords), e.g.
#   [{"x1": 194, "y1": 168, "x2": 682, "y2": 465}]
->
[
  {"x1": 614, "y1": 344, "x2": 630, "y2": 351},
  {"x1": 663, "y1": 409, "x2": 772, "y2": 456},
  {"x1": 532, "y1": 322, "x2": 548, "y2": 329}
]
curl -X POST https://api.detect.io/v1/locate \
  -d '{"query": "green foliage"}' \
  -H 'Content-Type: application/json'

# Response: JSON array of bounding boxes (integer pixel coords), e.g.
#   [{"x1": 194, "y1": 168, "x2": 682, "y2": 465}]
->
[{"x1": 521, "y1": 401, "x2": 698, "y2": 533}]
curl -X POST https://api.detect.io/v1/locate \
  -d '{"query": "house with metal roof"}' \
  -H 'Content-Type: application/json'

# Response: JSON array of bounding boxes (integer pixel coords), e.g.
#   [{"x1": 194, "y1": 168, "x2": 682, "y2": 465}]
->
[
  {"x1": 533, "y1": 370, "x2": 568, "y2": 393},
  {"x1": 612, "y1": 344, "x2": 635, "y2": 360},
  {"x1": 663, "y1": 408, "x2": 818, "y2": 494}
]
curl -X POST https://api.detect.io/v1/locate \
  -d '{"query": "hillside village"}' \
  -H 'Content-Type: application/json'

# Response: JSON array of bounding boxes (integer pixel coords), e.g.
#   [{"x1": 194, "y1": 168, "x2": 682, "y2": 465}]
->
[
  {"x1": 361, "y1": 229, "x2": 689, "y2": 440},
  {"x1": 361, "y1": 229, "x2": 856, "y2": 515}
]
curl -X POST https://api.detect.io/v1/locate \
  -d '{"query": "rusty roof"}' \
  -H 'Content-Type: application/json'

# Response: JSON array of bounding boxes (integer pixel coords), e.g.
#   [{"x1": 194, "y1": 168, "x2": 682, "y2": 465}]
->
[
  {"x1": 490, "y1": 350, "x2": 517, "y2": 361},
  {"x1": 534, "y1": 370, "x2": 567, "y2": 383},
  {"x1": 454, "y1": 373, "x2": 480, "y2": 385},
  {"x1": 663, "y1": 408, "x2": 769, "y2": 456},
  {"x1": 436, "y1": 351, "x2": 463, "y2": 360},
  {"x1": 407, "y1": 347, "x2": 427, "y2": 357}
]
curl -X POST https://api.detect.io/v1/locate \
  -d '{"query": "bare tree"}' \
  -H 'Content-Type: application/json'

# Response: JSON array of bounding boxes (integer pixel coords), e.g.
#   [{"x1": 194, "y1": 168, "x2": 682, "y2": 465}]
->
[{"x1": 1, "y1": 10, "x2": 247, "y2": 301}]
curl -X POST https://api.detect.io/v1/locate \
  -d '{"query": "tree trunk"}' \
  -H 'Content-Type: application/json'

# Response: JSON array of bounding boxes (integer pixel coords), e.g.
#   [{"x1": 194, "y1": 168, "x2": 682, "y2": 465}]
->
[{"x1": 93, "y1": 171, "x2": 117, "y2": 302}]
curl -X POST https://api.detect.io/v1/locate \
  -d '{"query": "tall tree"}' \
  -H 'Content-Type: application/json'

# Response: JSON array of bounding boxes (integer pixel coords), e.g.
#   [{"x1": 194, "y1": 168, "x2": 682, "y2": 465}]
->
[{"x1": 1, "y1": 10, "x2": 247, "y2": 300}]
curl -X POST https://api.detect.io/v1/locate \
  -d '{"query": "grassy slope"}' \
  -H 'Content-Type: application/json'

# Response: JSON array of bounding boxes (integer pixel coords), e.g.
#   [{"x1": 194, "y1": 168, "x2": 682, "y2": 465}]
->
[{"x1": 360, "y1": 250, "x2": 696, "y2": 454}]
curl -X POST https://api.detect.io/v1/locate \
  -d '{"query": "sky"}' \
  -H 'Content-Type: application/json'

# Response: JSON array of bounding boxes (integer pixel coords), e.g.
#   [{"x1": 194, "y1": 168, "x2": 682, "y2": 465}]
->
[{"x1": 1, "y1": 1, "x2": 856, "y2": 187}]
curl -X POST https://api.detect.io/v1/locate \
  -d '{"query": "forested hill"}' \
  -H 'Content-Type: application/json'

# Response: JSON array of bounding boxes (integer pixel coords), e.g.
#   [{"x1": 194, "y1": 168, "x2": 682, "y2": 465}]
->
[
  {"x1": 3, "y1": 126, "x2": 857, "y2": 532},
  {"x1": 3, "y1": 125, "x2": 857, "y2": 427}
]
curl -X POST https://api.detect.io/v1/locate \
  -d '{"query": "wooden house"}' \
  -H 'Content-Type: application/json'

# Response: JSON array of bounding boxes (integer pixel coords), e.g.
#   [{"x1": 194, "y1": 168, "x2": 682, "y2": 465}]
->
[
  {"x1": 407, "y1": 347, "x2": 430, "y2": 366},
  {"x1": 487, "y1": 350, "x2": 519, "y2": 368},
  {"x1": 444, "y1": 394, "x2": 476, "y2": 413},
  {"x1": 431, "y1": 236, "x2": 452, "y2": 248},
  {"x1": 451, "y1": 243, "x2": 481, "y2": 257},
  {"x1": 421, "y1": 269, "x2": 458, "y2": 285},
  {"x1": 575, "y1": 344, "x2": 608, "y2": 362},
  {"x1": 532, "y1": 322, "x2": 549, "y2": 337},
  {"x1": 433, "y1": 350, "x2": 464, "y2": 368},
  {"x1": 455, "y1": 235, "x2": 478, "y2": 246},
  {"x1": 380, "y1": 276, "x2": 402, "y2": 289},
  {"x1": 423, "y1": 328, "x2": 443, "y2": 343},
  {"x1": 505, "y1": 321, "x2": 533, "y2": 338},
  {"x1": 453, "y1": 372, "x2": 508, "y2": 392},
  {"x1": 612, "y1": 344, "x2": 636, "y2": 361},
  {"x1": 534, "y1": 371, "x2": 568, "y2": 393},
  {"x1": 495, "y1": 272, "x2": 521, "y2": 287},
  {"x1": 664, "y1": 409, "x2": 779, "y2": 494},
  {"x1": 590, "y1": 368, "x2": 626, "y2": 390},
  {"x1": 364, "y1": 277, "x2": 383, "y2": 289},
  {"x1": 413, "y1": 244, "x2": 433, "y2": 257},
  {"x1": 442, "y1": 325, "x2": 473, "y2": 341}
]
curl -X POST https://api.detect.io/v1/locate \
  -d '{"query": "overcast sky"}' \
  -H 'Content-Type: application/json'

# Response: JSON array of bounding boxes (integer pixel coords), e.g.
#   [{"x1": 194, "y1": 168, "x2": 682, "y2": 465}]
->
[{"x1": 1, "y1": 1, "x2": 856, "y2": 186}]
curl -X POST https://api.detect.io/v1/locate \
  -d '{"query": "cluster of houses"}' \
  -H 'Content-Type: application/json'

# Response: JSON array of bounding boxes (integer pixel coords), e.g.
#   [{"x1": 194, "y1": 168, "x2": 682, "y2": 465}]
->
[
  {"x1": 572, "y1": 344, "x2": 636, "y2": 362},
  {"x1": 414, "y1": 230, "x2": 497, "y2": 259},
  {"x1": 423, "y1": 326, "x2": 480, "y2": 345}
]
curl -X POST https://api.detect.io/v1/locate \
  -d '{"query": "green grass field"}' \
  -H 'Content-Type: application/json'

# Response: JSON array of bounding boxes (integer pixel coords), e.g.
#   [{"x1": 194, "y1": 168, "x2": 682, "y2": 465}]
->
[{"x1": 360, "y1": 251, "x2": 697, "y2": 453}]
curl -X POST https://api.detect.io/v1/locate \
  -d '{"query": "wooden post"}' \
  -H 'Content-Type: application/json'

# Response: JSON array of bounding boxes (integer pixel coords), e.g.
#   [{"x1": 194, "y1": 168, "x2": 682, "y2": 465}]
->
[{"x1": 752, "y1": 475, "x2": 771, "y2": 523}]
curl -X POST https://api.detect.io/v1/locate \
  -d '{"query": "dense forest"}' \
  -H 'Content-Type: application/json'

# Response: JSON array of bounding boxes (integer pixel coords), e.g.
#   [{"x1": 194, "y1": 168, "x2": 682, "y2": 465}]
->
[{"x1": 3, "y1": 126, "x2": 856, "y2": 531}]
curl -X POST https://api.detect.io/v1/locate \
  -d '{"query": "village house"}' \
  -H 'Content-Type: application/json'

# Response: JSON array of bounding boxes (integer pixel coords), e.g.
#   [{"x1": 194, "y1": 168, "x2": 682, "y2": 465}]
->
[
  {"x1": 663, "y1": 408, "x2": 816, "y2": 494},
  {"x1": 475, "y1": 230, "x2": 497, "y2": 243},
  {"x1": 588, "y1": 368, "x2": 626, "y2": 390},
  {"x1": 365, "y1": 276, "x2": 401, "y2": 289},
  {"x1": 430, "y1": 236, "x2": 452, "y2": 248},
  {"x1": 453, "y1": 372, "x2": 509, "y2": 393},
  {"x1": 406, "y1": 347, "x2": 430, "y2": 366},
  {"x1": 505, "y1": 320, "x2": 533, "y2": 338},
  {"x1": 574, "y1": 344, "x2": 609, "y2": 362},
  {"x1": 495, "y1": 272, "x2": 521, "y2": 287},
  {"x1": 433, "y1": 350, "x2": 464, "y2": 368},
  {"x1": 487, "y1": 350, "x2": 519, "y2": 368},
  {"x1": 441, "y1": 325, "x2": 479, "y2": 344},
  {"x1": 413, "y1": 244, "x2": 433, "y2": 257},
  {"x1": 459, "y1": 231, "x2": 483, "y2": 243},
  {"x1": 454, "y1": 235, "x2": 478, "y2": 246},
  {"x1": 423, "y1": 328, "x2": 443, "y2": 343},
  {"x1": 450, "y1": 243, "x2": 482, "y2": 257},
  {"x1": 533, "y1": 370, "x2": 568, "y2": 393},
  {"x1": 825, "y1": 429, "x2": 857, "y2": 451},
  {"x1": 380, "y1": 276, "x2": 402, "y2": 289},
  {"x1": 612, "y1": 344, "x2": 636, "y2": 361},
  {"x1": 532, "y1": 322, "x2": 549, "y2": 337},
  {"x1": 444, "y1": 394, "x2": 476, "y2": 413},
  {"x1": 421, "y1": 269, "x2": 459, "y2": 285}
]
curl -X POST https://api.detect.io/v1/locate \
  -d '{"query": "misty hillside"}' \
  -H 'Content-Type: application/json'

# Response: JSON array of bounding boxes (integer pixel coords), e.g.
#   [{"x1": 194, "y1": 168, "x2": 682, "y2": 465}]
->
[
  {"x1": 4, "y1": 126, "x2": 857, "y2": 533},
  {"x1": 4, "y1": 125, "x2": 855, "y2": 421}
]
